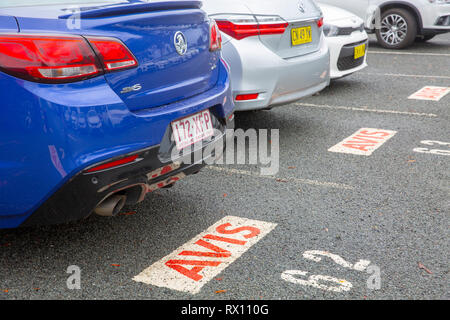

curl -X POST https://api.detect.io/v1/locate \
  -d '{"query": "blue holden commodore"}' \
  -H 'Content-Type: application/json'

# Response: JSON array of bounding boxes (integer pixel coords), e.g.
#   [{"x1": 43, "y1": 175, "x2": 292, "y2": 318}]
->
[{"x1": 0, "y1": 0, "x2": 235, "y2": 229}]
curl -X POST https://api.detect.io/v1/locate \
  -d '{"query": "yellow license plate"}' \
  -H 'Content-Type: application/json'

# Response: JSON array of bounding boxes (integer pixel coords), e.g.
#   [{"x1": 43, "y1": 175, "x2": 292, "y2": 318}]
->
[
  {"x1": 291, "y1": 26, "x2": 312, "y2": 46},
  {"x1": 354, "y1": 44, "x2": 366, "y2": 59}
]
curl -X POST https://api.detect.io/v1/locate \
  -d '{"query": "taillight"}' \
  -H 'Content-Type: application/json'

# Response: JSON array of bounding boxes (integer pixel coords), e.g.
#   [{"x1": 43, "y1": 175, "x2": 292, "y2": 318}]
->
[
  {"x1": 257, "y1": 15, "x2": 290, "y2": 36},
  {"x1": 213, "y1": 14, "x2": 288, "y2": 40},
  {"x1": 0, "y1": 34, "x2": 138, "y2": 83},
  {"x1": 209, "y1": 20, "x2": 222, "y2": 52},
  {"x1": 215, "y1": 20, "x2": 259, "y2": 40},
  {"x1": 317, "y1": 17, "x2": 324, "y2": 28},
  {"x1": 0, "y1": 34, "x2": 101, "y2": 83},
  {"x1": 87, "y1": 37, "x2": 138, "y2": 72}
]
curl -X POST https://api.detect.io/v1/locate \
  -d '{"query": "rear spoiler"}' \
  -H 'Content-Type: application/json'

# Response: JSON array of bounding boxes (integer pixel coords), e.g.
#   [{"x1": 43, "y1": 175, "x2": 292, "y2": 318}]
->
[
  {"x1": 0, "y1": 15, "x2": 19, "y2": 32},
  {"x1": 59, "y1": 1, "x2": 202, "y2": 19}
]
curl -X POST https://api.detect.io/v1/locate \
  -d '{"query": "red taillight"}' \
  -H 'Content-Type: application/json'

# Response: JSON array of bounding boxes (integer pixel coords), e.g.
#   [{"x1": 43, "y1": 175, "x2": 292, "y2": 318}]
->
[
  {"x1": 86, "y1": 154, "x2": 140, "y2": 173},
  {"x1": 317, "y1": 17, "x2": 324, "y2": 28},
  {"x1": 235, "y1": 93, "x2": 259, "y2": 101},
  {"x1": 0, "y1": 34, "x2": 101, "y2": 83},
  {"x1": 210, "y1": 20, "x2": 222, "y2": 52},
  {"x1": 216, "y1": 21, "x2": 260, "y2": 40},
  {"x1": 258, "y1": 23, "x2": 290, "y2": 36},
  {"x1": 214, "y1": 15, "x2": 288, "y2": 40},
  {"x1": 0, "y1": 34, "x2": 138, "y2": 83},
  {"x1": 87, "y1": 37, "x2": 138, "y2": 72}
]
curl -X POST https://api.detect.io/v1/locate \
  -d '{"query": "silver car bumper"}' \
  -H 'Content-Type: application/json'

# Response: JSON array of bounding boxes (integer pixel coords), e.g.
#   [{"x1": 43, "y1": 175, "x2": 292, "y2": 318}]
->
[{"x1": 222, "y1": 34, "x2": 330, "y2": 111}]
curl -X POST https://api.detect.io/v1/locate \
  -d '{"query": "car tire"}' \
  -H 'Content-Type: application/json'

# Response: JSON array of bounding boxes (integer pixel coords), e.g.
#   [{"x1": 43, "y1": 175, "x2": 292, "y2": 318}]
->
[{"x1": 376, "y1": 8, "x2": 417, "y2": 49}]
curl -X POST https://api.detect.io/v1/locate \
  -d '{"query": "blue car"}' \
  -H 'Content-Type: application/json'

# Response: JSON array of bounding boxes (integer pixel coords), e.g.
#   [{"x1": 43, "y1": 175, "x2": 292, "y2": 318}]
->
[{"x1": 0, "y1": 0, "x2": 234, "y2": 229}]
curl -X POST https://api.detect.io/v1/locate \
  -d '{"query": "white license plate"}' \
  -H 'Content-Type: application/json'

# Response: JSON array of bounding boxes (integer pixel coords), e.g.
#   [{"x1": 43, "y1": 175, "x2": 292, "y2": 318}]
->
[{"x1": 171, "y1": 109, "x2": 214, "y2": 150}]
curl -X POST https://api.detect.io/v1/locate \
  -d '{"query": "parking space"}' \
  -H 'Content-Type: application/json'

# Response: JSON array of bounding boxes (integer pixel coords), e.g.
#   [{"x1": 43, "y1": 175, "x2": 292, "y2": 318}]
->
[{"x1": 0, "y1": 34, "x2": 448, "y2": 301}]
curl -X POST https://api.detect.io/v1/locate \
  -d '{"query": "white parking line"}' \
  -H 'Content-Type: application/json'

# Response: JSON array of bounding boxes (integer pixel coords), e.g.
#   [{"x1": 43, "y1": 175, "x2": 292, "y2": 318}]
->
[
  {"x1": 133, "y1": 216, "x2": 277, "y2": 294},
  {"x1": 206, "y1": 166, "x2": 354, "y2": 190},
  {"x1": 295, "y1": 103, "x2": 438, "y2": 118},
  {"x1": 368, "y1": 50, "x2": 450, "y2": 57},
  {"x1": 361, "y1": 72, "x2": 450, "y2": 80}
]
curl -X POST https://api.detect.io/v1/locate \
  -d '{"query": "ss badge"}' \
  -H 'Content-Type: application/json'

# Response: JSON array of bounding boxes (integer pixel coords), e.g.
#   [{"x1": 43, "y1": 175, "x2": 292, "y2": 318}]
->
[{"x1": 121, "y1": 84, "x2": 142, "y2": 94}]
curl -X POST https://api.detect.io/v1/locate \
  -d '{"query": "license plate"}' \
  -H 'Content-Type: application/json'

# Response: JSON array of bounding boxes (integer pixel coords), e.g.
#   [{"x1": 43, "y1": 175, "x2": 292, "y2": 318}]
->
[
  {"x1": 291, "y1": 26, "x2": 312, "y2": 46},
  {"x1": 171, "y1": 109, "x2": 214, "y2": 150},
  {"x1": 354, "y1": 44, "x2": 366, "y2": 59}
]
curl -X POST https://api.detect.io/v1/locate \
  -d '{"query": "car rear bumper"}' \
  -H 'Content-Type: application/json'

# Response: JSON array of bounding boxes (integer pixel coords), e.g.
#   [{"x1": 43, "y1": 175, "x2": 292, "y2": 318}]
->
[
  {"x1": 0, "y1": 60, "x2": 234, "y2": 229},
  {"x1": 21, "y1": 116, "x2": 234, "y2": 227},
  {"x1": 222, "y1": 34, "x2": 330, "y2": 111}
]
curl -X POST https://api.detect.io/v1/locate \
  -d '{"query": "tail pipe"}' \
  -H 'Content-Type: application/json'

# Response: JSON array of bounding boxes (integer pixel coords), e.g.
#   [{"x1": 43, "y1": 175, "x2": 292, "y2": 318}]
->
[{"x1": 94, "y1": 195, "x2": 127, "y2": 217}]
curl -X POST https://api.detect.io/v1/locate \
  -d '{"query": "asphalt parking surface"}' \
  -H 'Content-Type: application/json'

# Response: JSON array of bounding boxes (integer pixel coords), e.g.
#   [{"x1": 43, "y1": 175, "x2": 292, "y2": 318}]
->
[{"x1": 1, "y1": 34, "x2": 449, "y2": 301}]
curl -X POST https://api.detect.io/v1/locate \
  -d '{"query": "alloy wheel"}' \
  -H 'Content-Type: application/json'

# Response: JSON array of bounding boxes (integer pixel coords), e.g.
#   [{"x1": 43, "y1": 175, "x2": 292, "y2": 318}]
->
[{"x1": 380, "y1": 14, "x2": 408, "y2": 46}]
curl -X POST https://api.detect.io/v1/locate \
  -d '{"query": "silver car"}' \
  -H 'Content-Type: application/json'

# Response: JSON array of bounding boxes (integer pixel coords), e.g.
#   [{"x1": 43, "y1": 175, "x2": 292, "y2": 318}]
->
[
  {"x1": 318, "y1": 0, "x2": 450, "y2": 49},
  {"x1": 202, "y1": 0, "x2": 330, "y2": 111}
]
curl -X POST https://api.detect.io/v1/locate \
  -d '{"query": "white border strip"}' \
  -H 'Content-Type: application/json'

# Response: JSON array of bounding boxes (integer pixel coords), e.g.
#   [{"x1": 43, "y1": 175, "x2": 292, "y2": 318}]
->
[
  {"x1": 295, "y1": 103, "x2": 438, "y2": 118},
  {"x1": 207, "y1": 166, "x2": 354, "y2": 190},
  {"x1": 368, "y1": 50, "x2": 450, "y2": 57},
  {"x1": 361, "y1": 72, "x2": 450, "y2": 80}
]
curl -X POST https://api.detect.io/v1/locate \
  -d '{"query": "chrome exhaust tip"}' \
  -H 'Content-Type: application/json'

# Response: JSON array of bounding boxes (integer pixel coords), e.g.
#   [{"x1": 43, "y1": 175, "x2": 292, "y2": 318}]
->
[{"x1": 94, "y1": 195, "x2": 127, "y2": 217}]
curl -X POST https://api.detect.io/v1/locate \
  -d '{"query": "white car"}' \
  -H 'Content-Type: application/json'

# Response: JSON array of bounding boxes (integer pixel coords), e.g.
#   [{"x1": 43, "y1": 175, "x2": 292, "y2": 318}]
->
[
  {"x1": 202, "y1": 0, "x2": 330, "y2": 111},
  {"x1": 318, "y1": 3, "x2": 369, "y2": 79},
  {"x1": 317, "y1": 0, "x2": 450, "y2": 49}
]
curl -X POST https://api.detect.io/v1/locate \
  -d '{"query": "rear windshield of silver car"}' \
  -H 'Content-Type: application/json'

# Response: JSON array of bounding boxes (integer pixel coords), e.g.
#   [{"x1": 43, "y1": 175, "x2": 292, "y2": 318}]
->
[{"x1": 0, "y1": 0, "x2": 129, "y2": 8}]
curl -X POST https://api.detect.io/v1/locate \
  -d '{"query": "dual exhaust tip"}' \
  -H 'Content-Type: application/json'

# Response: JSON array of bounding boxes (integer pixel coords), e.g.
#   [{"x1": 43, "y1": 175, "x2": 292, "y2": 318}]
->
[{"x1": 94, "y1": 180, "x2": 179, "y2": 217}]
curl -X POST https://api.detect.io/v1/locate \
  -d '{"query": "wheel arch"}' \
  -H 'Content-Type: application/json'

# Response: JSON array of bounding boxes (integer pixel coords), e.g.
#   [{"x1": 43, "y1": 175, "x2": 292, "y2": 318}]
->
[{"x1": 379, "y1": 1, "x2": 423, "y2": 34}]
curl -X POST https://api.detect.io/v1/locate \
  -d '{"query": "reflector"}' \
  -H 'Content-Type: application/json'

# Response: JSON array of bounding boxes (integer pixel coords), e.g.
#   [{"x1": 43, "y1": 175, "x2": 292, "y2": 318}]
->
[
  {"x1": 235, "y1": 93, "x2": 259, "y2": 101},
  {"x1": 86, "y1": 154, "x2": 140, "y2": 173}
]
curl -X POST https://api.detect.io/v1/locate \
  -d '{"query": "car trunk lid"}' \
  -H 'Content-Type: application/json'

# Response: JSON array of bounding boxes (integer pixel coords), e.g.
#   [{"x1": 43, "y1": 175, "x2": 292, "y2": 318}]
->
[
  {"x1": 245, "y1": 0, "x2": 323, "y2": 59},
  {"x1": 8, "y1": 1, "x2": 219, "y2": 111}
]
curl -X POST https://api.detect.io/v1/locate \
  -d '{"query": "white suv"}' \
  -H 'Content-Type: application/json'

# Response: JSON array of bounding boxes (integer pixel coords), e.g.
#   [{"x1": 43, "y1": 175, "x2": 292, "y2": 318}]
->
[{"x1": 316, "y1": 0, "x2": 450, "y2": 48}]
